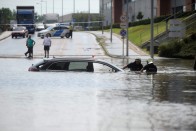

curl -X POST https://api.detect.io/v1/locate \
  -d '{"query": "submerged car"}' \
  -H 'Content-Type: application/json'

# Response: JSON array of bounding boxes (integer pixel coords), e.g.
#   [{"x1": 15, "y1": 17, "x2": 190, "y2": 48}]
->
[
  {"x1": 28, "y1": 58, "x2": 124, "y2": 73},
  {"x1": 11, "y1": 26, "x2": 28, "y2": 38},
  {"x1": 37, "y1": 25, "x2": 70, "y2": 38}
]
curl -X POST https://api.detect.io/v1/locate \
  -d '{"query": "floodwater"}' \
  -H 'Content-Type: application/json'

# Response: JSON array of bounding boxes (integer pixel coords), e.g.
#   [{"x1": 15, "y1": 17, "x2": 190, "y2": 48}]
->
[{"x1": 0, "y1": 58, "x2": 195, "y2": 131}]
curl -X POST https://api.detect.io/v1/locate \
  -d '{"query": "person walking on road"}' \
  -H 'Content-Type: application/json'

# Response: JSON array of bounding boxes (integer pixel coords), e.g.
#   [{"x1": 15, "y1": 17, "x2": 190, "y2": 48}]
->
[
  {"x1": 69, "y1": 23, "x2": 73, "y2": 38},
  {"x1": 43, "y1": 33, "x2": 51, "y2": 58},
  {"x1": 25, "y1": 35, "x2": 35, "y2": 58},
  {"x1": 123, "y1": 58, "x2": 143, "y2": 71}
]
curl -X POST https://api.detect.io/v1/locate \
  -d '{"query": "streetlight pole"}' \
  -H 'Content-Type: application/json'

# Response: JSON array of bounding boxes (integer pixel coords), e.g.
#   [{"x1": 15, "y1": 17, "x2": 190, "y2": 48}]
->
[
  {"x1": 110, "y1": 0, "x2": 113, "y2": 42},
  {"x1": 88, "y1": 0, "x2": 90, "y2": 27},
  {"x1": 41, "y1": 0, "x2": 47, "y2": 14},
  {"x1": 73, "y1": 0, "x2": 75, "y2": 13},
  {"x1": 62, "y1": 0, "x2": 63, "y2": 22},
  {"x1": 36, "y1": 2, "x2": 42, "y2": 16},
  {"x1": 150, "y1": 0, "x2": 154, "y2": 59},
  {"x1": 126, "y1": 0, "x2": 129, "y2": 56},
  {"x1": 53, "y1": 0, "x2": 54, "y2": 13},
  {"x1": 102, "y1": 0, "x2": 104, "y2": 34}
]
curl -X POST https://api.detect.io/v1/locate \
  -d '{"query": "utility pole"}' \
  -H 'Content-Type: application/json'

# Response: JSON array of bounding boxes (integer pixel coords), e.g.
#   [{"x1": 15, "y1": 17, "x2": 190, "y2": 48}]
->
[{"x1": 150, "y1": 0, "x2": 154, "y2": 59}]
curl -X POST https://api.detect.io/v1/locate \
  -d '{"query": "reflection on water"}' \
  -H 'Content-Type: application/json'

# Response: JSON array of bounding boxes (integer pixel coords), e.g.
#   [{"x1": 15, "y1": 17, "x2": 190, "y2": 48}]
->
[{"x1": 0, "y1": 58, "x2": 195, "y2": 131}]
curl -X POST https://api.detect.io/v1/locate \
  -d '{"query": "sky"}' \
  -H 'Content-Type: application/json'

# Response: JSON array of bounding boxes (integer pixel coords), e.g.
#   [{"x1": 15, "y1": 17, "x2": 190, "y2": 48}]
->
[{"x1": 0, "y1": 0, "x2": 100, "y2": 15}]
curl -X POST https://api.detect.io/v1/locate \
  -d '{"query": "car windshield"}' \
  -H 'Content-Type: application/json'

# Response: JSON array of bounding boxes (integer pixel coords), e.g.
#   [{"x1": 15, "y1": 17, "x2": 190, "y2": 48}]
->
[
  {"x1": 46, "y1": 26, "x2": 54, "y2": 30},
  {"x1": 13, "y1": 27, "x2": 25, "y2": 31}
]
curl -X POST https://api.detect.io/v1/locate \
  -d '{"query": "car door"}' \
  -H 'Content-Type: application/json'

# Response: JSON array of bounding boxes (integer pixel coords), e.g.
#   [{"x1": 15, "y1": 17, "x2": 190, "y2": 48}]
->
[
  {"x1": 52, "y1": 26, "x2": 63, "y2": 37},
  {"x1": 46, "y1": 62, "x2": 67, "y2": 71}
]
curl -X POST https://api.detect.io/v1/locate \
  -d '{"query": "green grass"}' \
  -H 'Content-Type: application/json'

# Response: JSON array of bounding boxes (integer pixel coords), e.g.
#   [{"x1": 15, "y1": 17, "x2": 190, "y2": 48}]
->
[{"x1": 112, "y1": 21, "x2": 167, "y2": 47}]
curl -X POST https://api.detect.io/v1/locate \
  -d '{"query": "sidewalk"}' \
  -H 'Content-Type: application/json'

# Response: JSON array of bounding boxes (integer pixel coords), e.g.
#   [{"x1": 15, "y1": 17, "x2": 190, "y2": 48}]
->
[
  {"x1": 91, "y1": 31, "x2": 147, "y2": 58},
  {"x1": 0, "y1": 31, "x2": 11, "y2": 41}
]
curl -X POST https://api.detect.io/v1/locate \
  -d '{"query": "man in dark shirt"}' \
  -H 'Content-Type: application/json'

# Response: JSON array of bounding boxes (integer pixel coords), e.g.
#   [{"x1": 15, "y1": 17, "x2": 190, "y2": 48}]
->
[
  {"x1": 123, "y1": 58, "x2": 143, "y2": 71},
  {"x1": 141, "y1": 60, "x2": 157, "y2": 73}
]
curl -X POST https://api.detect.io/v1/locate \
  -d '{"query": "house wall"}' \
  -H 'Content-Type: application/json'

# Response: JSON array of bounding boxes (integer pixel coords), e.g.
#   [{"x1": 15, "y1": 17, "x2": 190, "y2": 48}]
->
[{"x1": 157, "y1": 0, "x2": 171, "y2": 16}]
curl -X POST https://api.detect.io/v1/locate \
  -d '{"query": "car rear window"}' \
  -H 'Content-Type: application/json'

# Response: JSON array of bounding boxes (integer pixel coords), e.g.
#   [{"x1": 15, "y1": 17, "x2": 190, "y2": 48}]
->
[{"x1": 13, "y1": 27, "x2": 25, "y2": 31}]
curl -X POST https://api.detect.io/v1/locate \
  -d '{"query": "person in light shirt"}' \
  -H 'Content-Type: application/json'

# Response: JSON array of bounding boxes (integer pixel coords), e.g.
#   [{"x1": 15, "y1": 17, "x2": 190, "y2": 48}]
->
[{"x1": 43, "y1": 33, "x2": 51, "y2": 58}]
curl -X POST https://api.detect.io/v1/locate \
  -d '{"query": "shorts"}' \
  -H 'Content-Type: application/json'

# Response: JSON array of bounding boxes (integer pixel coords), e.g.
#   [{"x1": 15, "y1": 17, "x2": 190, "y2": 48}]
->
[
  {"x1": 28, "y1": 47, "x2": 33, "y2": 53},
  {"x1": 44, "y1": 46, "x2": 50, "y2": 51}
]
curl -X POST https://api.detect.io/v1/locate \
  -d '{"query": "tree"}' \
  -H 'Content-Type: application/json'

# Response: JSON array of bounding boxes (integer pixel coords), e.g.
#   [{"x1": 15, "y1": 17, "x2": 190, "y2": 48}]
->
[
  {"x1": 0, "y1": 8, "x2": 13, "y2": 31},
  {"x1": 137, "y1": 11, "x2": 144, "y2": 21}
]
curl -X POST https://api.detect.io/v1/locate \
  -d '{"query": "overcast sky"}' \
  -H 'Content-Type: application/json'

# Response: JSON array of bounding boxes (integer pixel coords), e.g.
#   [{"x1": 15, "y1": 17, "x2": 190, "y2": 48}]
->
[{"x1": 0, "y1": 0, "x2": 100, "y2": 15}]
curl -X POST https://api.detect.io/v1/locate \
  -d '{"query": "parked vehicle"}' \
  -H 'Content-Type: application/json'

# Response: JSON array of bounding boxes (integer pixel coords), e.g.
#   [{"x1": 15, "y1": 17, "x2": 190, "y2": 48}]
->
[
  {"x1": 28, "y1": 58, "x2": 124, "y2": 73},
  {"x1": 11, "y1": 26, "x2": 28, "y2": 38},
  {"x1": 37, "y1": 25, "x2": 70, "y2": 38},
  {"x1": 16, "y1": 6, "x2": 35, "y2": 34},
  {"x1": 35, "y1": 23, "x2": 45, "y2": 31}
]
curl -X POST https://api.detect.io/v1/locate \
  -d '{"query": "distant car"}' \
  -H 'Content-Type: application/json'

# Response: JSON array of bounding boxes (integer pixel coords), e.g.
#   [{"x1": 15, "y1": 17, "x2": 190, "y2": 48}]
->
[
  {"x1": 36, "y1": 24, "x2": 45, "y2": 31},
  {"x1": 28, "y1": 57, "x2": 124, "y2": 73},
  {"x1": 11, "y1": 26, "x2": 28, "y2": 38},
  {"x1": 37, "y1": 25, "x2": 70, "y2": 39}
]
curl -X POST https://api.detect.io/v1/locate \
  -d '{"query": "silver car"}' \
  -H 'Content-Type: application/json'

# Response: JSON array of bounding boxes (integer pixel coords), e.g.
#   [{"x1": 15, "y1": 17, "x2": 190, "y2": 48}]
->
[
  {"x1": 28, "y1": 57, "x2": 124, "y2": 73},
  {"x1": 37, "y1": 25, "x2": 70, "y2": 38}
]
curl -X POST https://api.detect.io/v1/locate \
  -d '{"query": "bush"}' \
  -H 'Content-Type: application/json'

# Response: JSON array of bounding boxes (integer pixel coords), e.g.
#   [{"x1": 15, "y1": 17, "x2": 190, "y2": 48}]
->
[
  {"x1": 177, "y1": 43, "x2": 196, "y2": 58},
  {"x1": 159, "y1": 33, "x2": 196, "y2": 59}
]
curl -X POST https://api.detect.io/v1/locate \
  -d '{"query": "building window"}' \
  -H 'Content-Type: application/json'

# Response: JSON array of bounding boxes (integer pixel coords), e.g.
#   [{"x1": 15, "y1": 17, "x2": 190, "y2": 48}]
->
[
  {"x1": 124, "y1": 0, "x2": 134, "y2": 4},
  {"x1": 106, "y1": 2, "x2": 112, "y2": 10}
]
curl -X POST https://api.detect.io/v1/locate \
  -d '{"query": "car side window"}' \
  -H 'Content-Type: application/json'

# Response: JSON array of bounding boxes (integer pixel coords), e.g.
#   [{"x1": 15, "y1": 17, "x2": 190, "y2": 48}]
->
[
  {"x1": 53, "y1": 27, "x2": 59, "y2": 31},
  {"x1": 68, "y1": 62, "x2": 88, "y2": 71},
  {"x1": 93, "y1": 62, "x2": 115, "y2": 73},
  {"x1": 61, "y1": 26, "x2": 68, "y2": 30},
  {"x1": 47, "y1": 62, "x2": 65, "y2": 70}
]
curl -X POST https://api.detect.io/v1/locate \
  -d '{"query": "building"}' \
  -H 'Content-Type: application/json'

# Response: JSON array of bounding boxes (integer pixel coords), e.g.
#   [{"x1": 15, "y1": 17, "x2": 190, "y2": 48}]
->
[
  {"x1": 59, "y1": 13, "x2": 101, "y2": 29},
  {"x1": 100, "y1": 0, "x2": 196, "y2": 26}
]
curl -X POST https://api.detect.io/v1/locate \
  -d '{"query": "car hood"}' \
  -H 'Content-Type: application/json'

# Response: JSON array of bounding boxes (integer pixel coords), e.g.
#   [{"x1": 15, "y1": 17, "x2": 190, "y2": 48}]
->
[{"x1": 38, "y1": 29, "x2": 48, "y2": 33}]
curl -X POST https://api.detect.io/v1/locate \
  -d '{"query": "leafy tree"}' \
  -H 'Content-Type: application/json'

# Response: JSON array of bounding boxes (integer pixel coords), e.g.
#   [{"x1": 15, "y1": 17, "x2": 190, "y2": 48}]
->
[
  {"x1": 34, "y1": 12, "x2": 44, "y2": 22},
  {"x1": 72, "y1": 12, "x2": 101, "y2": 27},
  {"x1": 0, "y1": 8, "x2": 13, "y2": 31},
  {"x1": 137, "y1": 11, "x2": 143, "y2": 21},
  {"x1": 11, "y1": 9, "x2": 16, "y2": 20}
]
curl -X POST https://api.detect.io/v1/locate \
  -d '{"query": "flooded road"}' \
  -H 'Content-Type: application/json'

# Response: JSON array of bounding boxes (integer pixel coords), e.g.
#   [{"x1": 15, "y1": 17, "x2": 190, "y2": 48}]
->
[{"x1": 0, "y1": 58, "x2": 196, "y2": 131}]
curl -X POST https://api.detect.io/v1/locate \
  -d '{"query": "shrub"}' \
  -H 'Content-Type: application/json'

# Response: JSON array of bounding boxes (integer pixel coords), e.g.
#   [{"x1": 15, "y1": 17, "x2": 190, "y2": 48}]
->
[{"x1": 159, "y1": 35, "x2": 196, "y2": 59}]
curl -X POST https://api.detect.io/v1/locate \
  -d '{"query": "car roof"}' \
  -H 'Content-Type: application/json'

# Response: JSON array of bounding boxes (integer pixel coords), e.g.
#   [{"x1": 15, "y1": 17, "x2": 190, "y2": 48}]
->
[{"x1": 43, "y1": 57, "x2": 96, "y2": 62}]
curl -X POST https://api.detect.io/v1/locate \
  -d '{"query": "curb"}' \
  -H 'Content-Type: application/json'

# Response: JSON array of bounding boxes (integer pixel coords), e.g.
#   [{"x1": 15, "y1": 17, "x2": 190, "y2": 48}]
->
[
  {"x1": 91, "y1": 32, "x2": 146, "y2": 59},
  {"x1": 0, "y1": 32, "x2": 11, "y2": 41}
]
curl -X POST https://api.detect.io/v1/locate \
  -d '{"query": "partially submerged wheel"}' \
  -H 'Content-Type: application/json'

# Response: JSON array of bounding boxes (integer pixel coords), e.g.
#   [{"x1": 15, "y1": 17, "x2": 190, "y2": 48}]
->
[{"x1": 65, "y1": 33, "x2": 70, "y2": 38}]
